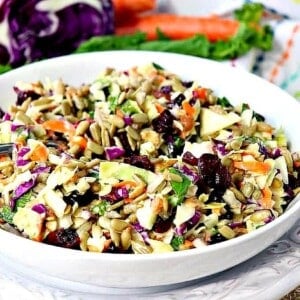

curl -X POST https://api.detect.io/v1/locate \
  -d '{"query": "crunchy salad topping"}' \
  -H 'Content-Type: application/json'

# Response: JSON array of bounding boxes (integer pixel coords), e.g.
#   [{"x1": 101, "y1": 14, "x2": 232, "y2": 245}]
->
[{"x1": 0, "y1": 63, "x2": 299, "y2": 254}]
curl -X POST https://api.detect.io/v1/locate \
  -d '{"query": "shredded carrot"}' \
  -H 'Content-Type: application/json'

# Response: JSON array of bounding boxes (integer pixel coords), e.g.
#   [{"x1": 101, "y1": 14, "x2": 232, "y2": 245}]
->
[
  {"x1": 152, "y1": 196, "x2": 164, "y2": 213},
  {"x1": 194, "y1": 87, "x2": 208, "y2": 102},
  {"x1": 182, "y1": 100, "x2": 195, "y2": 116},
  {"x1": 124, "y1": 197, "x2": 133, "y2": 204},
  {"x1": 113, "y1": 180, "x2": 137, "y2": 188},
  {"x1": 180, "y1": 114, "x2": 194, "y2": 135},
  {"x1": 180, "y1": 239, "x2": 194, "y2": 250},
  {"x1": 70, "y1": 136, "x2": 87, "y2": 150},
  {"x1": 115, "y1": 14, "x2": 240, "y2": 42},
  {"x1": 115, "y1": 108, "x2": 125, "y2": 119},
  {"x1": 42, "y1": 119, "x2": 75, "y2": 136},
  {"x1": 233, "y1": 160, "x2": 271, "y2": 175},
  {"x1": 260, "y1": 186, "x2": 273, "y2": 209},
  {"x1": 0, "y1": 155, "x2": 8, "y2": 162},
  {"x1": 155, "y1": 102, "x2": 165, "y2": 113},
  {"x1": 30, "y1": 143, "x2": 48, "y2": 162}
]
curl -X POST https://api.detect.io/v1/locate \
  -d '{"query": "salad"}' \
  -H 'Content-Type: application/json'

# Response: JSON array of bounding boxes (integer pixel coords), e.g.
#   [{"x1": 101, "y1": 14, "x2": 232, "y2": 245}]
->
[{"x1": 0, "y1": 63, "x2": 299, "y2": 254}]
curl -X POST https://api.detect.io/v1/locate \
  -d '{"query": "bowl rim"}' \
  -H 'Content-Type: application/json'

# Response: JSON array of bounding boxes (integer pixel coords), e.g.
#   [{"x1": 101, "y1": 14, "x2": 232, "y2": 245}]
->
[{"x1": 0, "y1": 50, "x2": 299, "y2": 261}]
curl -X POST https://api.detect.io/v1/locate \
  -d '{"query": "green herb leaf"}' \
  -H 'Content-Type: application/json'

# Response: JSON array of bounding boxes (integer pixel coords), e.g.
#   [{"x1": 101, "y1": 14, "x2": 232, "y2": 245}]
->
[
  {"x1": 171, "y1": 235, "x2": 185, "y2": 251},
  {"x1": 253, "y1": 111, "x2": 265, "y2": 121},
  {"x1": 217, "y1": 97, "x2": 233, "y2": 108},
  {"x1": 108, "y1": 95, "x2": 118, "y2": 112},
  {"x1": 92, "y1": 200, "x2": 109, "y2": 216},
  {"x1": 120, "y1": 99, "x2": 142, "y2": 115},
  {"x1": 174, "y1": 136, "x2": 185, "y2": 149},
  {"x1": 169, "y1": 168, "x2": 191, "y2": 206},
  {"x1": 16, "y1": 191, "x2": 32, "y2": 209},
  {"x1": 152, "y1": 62, "x2": 164, "y2": 70},
  {"x1": 0, "y1": 206, "x2": 15, "y2": 224}
]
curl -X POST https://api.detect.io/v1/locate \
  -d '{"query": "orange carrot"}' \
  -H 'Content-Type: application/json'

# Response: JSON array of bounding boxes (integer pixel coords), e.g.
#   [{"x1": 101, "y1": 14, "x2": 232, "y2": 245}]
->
[
  {"x1": 113, "y1": 180, "x2": 137, "y2": 188},
  {"x1": 180, "y1": 114, "x2": 194, "y2": 138},
  {"x1": 116, "y1": 108, "x2": 125, "y2": 119},
  {"x1": 0, "y1": 155, "x2": 8, "y2": 162},
  {"x1": 70, "y1": 136, "x2": 87, "y2": 150},
  {"x1": 30, "y1": 143, "x2": 48, "y2": 162},
  {"x1": 233, "y1": 160, "x2": 271, "y2": 175},
  {"x1": 179, "y1": 239, "x2": 194, "y2": 250},
  {"x1": 112, "y1": 0, "x2": 156, "y2": 24},
  {"x1": 182, "y1": 100, "x2": 195, "y2": 116},
  {"x1": 193, "y1": 87, "x2": 208, "y2": 103},
  {"x1": 115, "y1": 14, "x2": 240, "y2": 42},
  {"x1": 155, "y1": 102, "x2": 165, "y2": 113},
  {"x1": 124, "y1": 197, "x2": 133, "y2": 204},
  {"x1": 260, "y1": 186, "x2": 273, "y2": 209},
  {"x1": 42, "y1": 119, "x2": 75, "y2": 136}
]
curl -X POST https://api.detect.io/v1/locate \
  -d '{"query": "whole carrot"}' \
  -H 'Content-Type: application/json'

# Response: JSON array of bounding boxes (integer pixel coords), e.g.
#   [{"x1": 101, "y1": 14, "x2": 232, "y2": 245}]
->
[
  {"x1": 112, "y1": 0, "x2": 156, "y2": 24},
  {"x1": 115, "y1": 13, "x2": 240, "y2": 42}
]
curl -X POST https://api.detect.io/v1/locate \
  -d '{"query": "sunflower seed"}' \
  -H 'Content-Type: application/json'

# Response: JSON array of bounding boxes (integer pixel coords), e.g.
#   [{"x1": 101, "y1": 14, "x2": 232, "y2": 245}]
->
[
  {"x1": 75, "y1": 120, "x2": 90, "y2": 136},
  {"x1": 90, "y1": 122, "x2": 101, "y2": 144}
]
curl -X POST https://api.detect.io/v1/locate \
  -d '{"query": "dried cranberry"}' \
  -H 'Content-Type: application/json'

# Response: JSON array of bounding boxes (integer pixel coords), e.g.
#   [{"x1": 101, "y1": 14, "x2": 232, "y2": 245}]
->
[
  {"x1": 124, "y1": 154, "x2": 154, "y2": 171},
  {"x1": 207, "y1": 189, "x2": 225, "y2": 203},
  {"x1": 117, "y1": 131, "x2": 135, "y2": 156},
  {"x1": 152, "y1": 109, "x2": 174, "y2": 134},
  {"x1": 287, "y1": 174, "x2": 300, "y2": 190},
  {"x1": 198, "y1": 154, "x2": 220, "y2": 186},
  {"x1": 215, "y1": 164, "x2": 231, "y2": 190},
  {"x1": 219, "y1": 205, "x2": 234, "y2": 220},
  {"x1": 160, "y1": 85, "x2": 173, "y2": 94},
  {"x1": 45, "y1": 228, "x2": 80, "y2": 249},
  {"x1": 63, "y1": 189, "x2": 96, "y2": 206},
  {"x1": 181, "y1": 81, "x2": 193, "y2": 88},
  {"x1": 198, "y1": 153, "x2": 231, "y2": 191},
  {"x1": 153, "y1": 216, "x2": 173, "y2": 233},
  {"x1": 103, "y1": 243, "x2": 132, "y2": 254},
  {"x1": 0, "y1": 107, "x2": 5, "y2": 119},
  {"x1": 173, "y1": 93, "x2": 185, "y2": 106},
  {"x1": 208, "y1": 233, "x2": 227, "y2": 245},
  {"x1": 13, "y1": 87, "x2": 41, "y2": 105},
  {"x1": 182, "y1": 151, "x2": 198, "y2": 166}
]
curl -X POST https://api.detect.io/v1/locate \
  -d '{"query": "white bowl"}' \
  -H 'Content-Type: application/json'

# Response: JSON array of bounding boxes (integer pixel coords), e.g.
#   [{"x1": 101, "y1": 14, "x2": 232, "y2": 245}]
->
[{"x1": 0, "y1": 51, "x2": 299, "y2": 293}]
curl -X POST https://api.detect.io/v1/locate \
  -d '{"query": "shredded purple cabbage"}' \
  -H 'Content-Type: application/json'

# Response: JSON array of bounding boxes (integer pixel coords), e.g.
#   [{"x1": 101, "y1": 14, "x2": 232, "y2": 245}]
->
[
  {"x1": 11, "y1": 124, "x2": 25, "y2": 132},
  {"x1": 132, "y1": 222, "x2": 149, "y2": 242},
  {"x1": 114, "y1": 187, "x2": 129, "y2": 200},
  {"x1": 180, "y1": 165, "x2": 200, "y2": 184},
  {"x1": 0, "y1": 0, "x2": 114, "y2": 67},
  {"x1": 2, "y1": 113, "x2": 11, "y2": 121},
  {"x1": 16, "y1": 147, "x2": 31, "y2": 166},
  {"x1": 32, "y1": 165, "x2": 51, "y2": 174},
  {"x1": 32, "y1": 203, "x2": 47, "y2": 214},
  {"x1": 187, "y1": 210, "x2": 201, "y2": 228},
  {"x1": 10, "y1": 175, "x2": 37, "y2": 208},
  {"x1": 14, "y1": 177, "x2": 36, "y2": 199},
  {"x1": 123, "y1": 115, "x2": 133, "y2": 126},
  {"x1": 213, "y1": 139, "x2": 228, "y2": 156},
  {"x1": 105, "y1": 146, "x2": 125, "y2": 160},
  {"x1": 175, "y1": 223, "x2": 187, "y2": 236}
]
